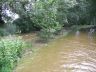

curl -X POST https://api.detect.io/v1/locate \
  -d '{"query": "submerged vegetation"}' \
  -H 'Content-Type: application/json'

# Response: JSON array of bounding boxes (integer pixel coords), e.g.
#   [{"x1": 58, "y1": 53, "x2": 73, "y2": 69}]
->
[{"x1": 0, "y1": 0, "x2": 96, "y2": 72}]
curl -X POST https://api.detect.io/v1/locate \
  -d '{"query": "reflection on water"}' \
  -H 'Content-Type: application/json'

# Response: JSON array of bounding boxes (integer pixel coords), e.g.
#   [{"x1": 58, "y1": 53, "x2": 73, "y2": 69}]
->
[
  {"x1": 88, "y1": 29, "x2": 95, "y2": 37},
  {"x1": 88, "y1": 29, "x2": 95, "y2": 42},
  {"x1": 15, "y1": 31, "x2": 96, "y2": 72},
  {"x1": 75, "y1": 30, "x2": 80, "y2": 37}
]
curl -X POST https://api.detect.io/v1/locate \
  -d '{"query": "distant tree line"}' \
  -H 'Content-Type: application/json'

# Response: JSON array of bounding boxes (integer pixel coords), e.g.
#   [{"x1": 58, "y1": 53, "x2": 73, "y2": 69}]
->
[{"x1": 0, "y1": 0, "x2": 96, "y2": 39}]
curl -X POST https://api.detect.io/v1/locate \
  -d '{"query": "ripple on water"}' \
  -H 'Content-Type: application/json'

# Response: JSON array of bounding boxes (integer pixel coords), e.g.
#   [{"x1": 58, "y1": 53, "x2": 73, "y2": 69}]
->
[
  {"x1": 15, "y1": 33, "x2": 96, "y2": 72},
  {"x1": 60, "y1": 62, "x2": 96, "y2": 72},
  {"x1": 58, "y1": 46, "x2": 96, "y2": 72}
]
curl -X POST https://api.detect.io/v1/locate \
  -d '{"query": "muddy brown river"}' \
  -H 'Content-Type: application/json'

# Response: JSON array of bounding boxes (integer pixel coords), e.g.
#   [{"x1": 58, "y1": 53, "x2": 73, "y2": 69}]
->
[{"x1": 15, "y1": 31, "x2": 96, "y2": 72}]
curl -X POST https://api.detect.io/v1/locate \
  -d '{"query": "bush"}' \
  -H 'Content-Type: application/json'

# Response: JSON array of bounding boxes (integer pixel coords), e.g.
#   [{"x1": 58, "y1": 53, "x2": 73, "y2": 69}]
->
[
  {"x1": 31, "y1": 0, "x2": 62, "y2": 41},
  {"x1": 0, "y1": 28, "x2": 11, "y2": 36},
  {"x1": 39, "y1": 23, "x2": 62, "y2": 42},
  {"x1": 13, "y1": 18, "x2": 38, "y2": 33},
  {"x1": 0, "y1": 21, "x2": 17, "y2": 36},
  {"x1": 0, "y1": 36, "x2": 25, "y2": 72}
]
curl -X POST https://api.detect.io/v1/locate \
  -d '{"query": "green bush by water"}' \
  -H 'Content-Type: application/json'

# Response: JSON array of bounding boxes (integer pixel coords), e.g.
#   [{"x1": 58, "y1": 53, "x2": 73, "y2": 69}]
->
[
  {"x1": 0, "y1": 36, "x2": 26, "y2": 72},
  {"x1": 0, "y1": 27, "x2": 10, "y2": 36}
]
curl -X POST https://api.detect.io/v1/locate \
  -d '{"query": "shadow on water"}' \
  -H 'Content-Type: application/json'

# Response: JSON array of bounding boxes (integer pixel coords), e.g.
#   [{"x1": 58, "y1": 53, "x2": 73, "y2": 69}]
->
[{"x1": 15, "y1": 30, "x2": 96, "y2": 72}]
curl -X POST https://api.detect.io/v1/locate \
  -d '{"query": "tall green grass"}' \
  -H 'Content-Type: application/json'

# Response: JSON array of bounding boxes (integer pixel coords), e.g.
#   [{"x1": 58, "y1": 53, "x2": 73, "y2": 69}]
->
[{"x1": 0, "y1": 36, "x2": 26, "y2": 72}]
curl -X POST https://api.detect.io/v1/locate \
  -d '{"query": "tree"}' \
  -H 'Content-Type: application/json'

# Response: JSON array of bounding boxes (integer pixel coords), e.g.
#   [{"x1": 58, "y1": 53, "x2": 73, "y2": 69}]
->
[{"x1": 57, "y1": 0, "x2": 77, "y2": 26}]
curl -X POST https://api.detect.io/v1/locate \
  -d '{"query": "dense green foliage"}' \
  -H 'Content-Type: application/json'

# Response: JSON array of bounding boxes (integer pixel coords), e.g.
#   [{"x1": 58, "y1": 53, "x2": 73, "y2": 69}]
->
[
  {"x1": 0, "y1": 0, "x2": 96, "y2": 72},
  {"x1": 0, "y1": 37, "x2": 25, "y2": 72},
  {"x1": 0, "y1": 0, "x2": 96, "y2": 38},
  {"x1": 31, "y1": 0, "x2": 62, "y2": 40}
]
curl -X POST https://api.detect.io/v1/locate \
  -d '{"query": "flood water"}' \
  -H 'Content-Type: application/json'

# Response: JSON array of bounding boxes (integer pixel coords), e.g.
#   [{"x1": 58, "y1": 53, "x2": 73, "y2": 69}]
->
[{"x1": 15, "y1": 31, "x2": 96, "y2": 72}]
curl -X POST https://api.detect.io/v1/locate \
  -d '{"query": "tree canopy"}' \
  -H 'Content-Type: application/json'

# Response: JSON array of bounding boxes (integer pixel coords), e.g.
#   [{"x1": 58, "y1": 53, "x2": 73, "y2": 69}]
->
[{"x1": 0, "y1": 0, "x2": 96, "y2": 38}]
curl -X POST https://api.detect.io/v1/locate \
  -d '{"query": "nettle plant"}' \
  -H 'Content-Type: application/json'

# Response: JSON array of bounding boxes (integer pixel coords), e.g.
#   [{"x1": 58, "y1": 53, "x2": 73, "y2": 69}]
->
[{"x1": 0, "y1": 36, "x2": 26, "y2": 72}]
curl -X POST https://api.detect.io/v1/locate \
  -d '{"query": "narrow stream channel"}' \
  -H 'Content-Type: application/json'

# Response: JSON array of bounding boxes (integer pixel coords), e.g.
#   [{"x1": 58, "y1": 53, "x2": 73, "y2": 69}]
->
[{"x1": 15, "y1": 31, "x2": 96, "y2": 72}]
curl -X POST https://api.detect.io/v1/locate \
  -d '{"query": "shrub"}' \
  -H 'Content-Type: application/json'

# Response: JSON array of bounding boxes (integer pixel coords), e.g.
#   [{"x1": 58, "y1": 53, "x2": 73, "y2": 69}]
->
[
  {"x1": 0, "y1": 21, "x2": 17, "y2": 36},
  {"x1": 13, "y1": 18, "x2": 38, "y2": 33},
  {"x1": 39, "y1": 23, "x2": 62, "y2": 42},
  {"x1": 0, "y1": 36, "x2": 25, "y2": 72},
  {"x1": 31, "y1": 0, "x2": 62, "y2": 41}
]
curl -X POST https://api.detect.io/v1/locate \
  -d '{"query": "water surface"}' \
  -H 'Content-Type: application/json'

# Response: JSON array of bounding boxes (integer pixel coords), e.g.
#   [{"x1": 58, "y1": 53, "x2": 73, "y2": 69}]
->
[{"x1": 15, "y1": 31, "x2": 96, "y2": 72}]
